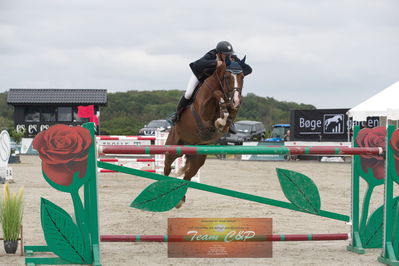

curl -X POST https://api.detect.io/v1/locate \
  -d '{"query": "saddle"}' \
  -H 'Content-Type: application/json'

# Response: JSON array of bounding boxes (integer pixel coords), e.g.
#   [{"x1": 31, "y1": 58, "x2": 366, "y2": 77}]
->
[{"x1": 188, "y1": 82, "x2": 202, "y2": 105}]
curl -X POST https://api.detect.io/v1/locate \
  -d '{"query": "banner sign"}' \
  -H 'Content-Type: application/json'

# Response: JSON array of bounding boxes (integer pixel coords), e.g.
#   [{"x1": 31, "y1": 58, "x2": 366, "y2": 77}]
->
[
  {"x1": 168, "y1": 218, "x2": 272, "y2": 258},
  {"x1": 351, "y1": 116, "x2": 380, "y2": 129},
  {"x1": 291, "y1": 109, "x2": 350, "y2": 141},
  {"x1": 290, "y1": 109, "x2": 380, "y2": 141}
]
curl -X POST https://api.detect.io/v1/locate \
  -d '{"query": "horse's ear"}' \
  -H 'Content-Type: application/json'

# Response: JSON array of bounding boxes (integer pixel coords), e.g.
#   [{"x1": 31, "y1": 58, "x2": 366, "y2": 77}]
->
[
  {"x1": 240, "y1": 55, "x2": 246, "y2": 64},
  {"x1": 238, "y1": 55, "x2": 252, "y2": 76}
]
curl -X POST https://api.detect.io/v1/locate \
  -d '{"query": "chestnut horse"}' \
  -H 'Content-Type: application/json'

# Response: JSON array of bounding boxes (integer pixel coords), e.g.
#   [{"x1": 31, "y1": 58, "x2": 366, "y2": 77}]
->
[{"x1": 164, "y1": 59, "x2": 245, "y2": 207}]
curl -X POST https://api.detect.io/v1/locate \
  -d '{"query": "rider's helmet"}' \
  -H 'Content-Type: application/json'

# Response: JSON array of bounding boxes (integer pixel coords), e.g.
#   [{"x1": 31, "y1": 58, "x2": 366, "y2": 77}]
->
[{"x1": 216, "y1": 41, "x2": 234, "y2": 55}]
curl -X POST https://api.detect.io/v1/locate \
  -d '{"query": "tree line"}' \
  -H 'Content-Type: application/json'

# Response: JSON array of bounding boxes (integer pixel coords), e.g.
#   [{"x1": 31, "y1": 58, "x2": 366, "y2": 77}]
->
[{"x1": 0, "y1": 90, "x2": 315, "y2": 136}]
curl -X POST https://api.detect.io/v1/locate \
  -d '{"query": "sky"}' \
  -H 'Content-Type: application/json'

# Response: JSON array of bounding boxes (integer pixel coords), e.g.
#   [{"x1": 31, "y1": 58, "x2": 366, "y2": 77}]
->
[{"x1": 0, "y1": 0, "x2": 398, "y2": 109}]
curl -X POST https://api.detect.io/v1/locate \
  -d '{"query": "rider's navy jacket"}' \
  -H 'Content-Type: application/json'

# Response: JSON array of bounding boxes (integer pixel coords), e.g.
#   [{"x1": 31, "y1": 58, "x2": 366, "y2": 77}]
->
[{"x1": 189, "y1": 49, "x2": 252, "y2": 82}]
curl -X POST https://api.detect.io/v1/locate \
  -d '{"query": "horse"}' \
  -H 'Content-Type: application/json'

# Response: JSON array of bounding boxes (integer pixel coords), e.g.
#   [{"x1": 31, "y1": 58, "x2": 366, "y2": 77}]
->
[
  {"x1": 164, "y1": 58, "x2": 245, "y2": 208},
  {"x1": 324, "y1": 115, "x2": 343, "y2": 131}
]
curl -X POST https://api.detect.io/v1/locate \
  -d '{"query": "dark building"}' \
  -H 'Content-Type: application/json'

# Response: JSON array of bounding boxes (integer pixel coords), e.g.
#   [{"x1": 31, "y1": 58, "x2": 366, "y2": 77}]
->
[{"x1": 7, "y1": 88, "x2": 107, "y2": 137}]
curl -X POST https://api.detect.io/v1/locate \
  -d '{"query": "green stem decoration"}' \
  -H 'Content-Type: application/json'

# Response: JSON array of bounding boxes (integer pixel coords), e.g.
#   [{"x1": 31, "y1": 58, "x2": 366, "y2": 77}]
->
[
  {"x1": 70, "y1": 190, "x2": 90, "y2": 256},
  {"x1": 359, "y1": 183, "x2": 375, "y2": 232}
]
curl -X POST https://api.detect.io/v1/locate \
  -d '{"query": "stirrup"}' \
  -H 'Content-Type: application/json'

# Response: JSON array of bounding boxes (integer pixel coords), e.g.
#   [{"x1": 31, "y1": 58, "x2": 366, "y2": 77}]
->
[{"x1": 167, "y1": 113, "x2": 177, "y2": 125}]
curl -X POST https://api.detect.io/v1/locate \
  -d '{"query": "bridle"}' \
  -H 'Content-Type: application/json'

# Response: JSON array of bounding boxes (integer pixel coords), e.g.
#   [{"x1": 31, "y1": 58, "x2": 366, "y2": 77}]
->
[
  {"x1": 203, "y1": 66, "x2": 243, "y2": 106},
  {"x1": 220, "y1": 70, "x2": 243, "y2": 105},
  {"x1": 190, "y1": 62, "x2": 243, "y2": 139}
]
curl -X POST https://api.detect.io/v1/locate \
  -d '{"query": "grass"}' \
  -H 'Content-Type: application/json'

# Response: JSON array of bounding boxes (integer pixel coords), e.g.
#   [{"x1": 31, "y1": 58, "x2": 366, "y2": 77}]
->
[{"x1": 0, "y1": 184, "x2": 24, "y2": 241}]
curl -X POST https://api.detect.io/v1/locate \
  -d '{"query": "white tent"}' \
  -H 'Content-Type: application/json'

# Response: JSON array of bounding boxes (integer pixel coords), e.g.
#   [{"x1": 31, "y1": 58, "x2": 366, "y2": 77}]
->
[{"x1": 347, "y1": 80, "x2": 399, "y2": 121}]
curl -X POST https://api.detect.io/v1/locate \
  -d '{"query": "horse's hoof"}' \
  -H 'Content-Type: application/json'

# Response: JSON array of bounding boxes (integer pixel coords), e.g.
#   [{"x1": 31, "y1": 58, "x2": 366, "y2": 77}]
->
[
  {"x1": 215, "y1": 123, "x2": 224, "y2": 133},
  {"x1": 175, "y1": 200, "x2": 185, "y2": 209},
  {"x1": 215, "y1": 118, "x2": 226, "y2": 128}
]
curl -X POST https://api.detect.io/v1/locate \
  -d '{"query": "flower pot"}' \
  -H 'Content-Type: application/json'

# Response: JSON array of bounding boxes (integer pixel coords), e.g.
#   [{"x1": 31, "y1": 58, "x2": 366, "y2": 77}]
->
[{"x1": 4, "y1": 240, "x2": 18, "y2": 254}]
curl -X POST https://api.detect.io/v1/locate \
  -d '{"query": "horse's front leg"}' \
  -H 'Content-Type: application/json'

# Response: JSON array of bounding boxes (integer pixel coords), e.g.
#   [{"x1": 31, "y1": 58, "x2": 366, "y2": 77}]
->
[
  {"x1": 224, "y1": 106, "x2": 238, "y2": 132},
  {"x1": 213, "y1": 92, "x2": 229, "y2": 132}
]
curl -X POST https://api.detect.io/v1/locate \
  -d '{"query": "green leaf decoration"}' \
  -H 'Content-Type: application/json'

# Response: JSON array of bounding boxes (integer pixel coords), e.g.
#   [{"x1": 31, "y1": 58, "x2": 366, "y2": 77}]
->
[
  {"x1": 360, "y1": 206, "x2": 383, "y2": 248},
  {"x1": 276, "y1": 168, "x2": 321, "y2": 214},
  {"x1": 41, "y1": 198, "x2": 92, "y2": 264},
  {"x1": 130, "y1": 179, "x2": 189, "y2": 212},
  {"x1": 361, "y1": 196, "x2": 399, "y2": 248},
  {"x1": 392, "y1": 197, "x2": 399, "y2": 251}
]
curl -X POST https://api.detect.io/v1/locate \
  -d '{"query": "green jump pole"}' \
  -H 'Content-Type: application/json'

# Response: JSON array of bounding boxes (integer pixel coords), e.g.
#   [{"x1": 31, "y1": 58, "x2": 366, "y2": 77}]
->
[
  {"x1": 97, "y1": 161, "x2": 349, "y2": 222},
  {"x1": 99, "y1": 145, "x2": 383, "y2": 156}
]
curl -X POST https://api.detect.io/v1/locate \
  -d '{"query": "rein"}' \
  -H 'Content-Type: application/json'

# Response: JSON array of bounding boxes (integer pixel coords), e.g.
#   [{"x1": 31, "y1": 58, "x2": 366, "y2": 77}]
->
[
  {"x1": 201, "y1": 68, "x2": 229, "y2": 100},
  {"x1": 216, "y1": 70, "x2": 242, "y2": 104},
  {"x1": 202, "y1": 69, "x2": 240, "y2": 105},
  {"x1": 214, "y1": 70, "x2": 230, "y2": 101},
  {"x1": 190, "y1": 65, "x2": 243, "y2": 140},
  {"x1": 190, "y1": 72, "x2": 227, "y2": 141}
]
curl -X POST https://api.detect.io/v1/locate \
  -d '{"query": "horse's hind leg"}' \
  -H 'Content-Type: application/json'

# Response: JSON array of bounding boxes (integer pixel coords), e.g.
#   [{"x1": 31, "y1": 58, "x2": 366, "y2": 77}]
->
[
  {"x1": 183, "y1": 155, "x2": 206, "y2": 181},
  {"x1": 176, "y1": 161, "x2": 189, "y2": 177},
  {"x1": 175, "y1": 155, "x2": 207, "y2": 209},
  {"x1": 163, "y1": 126, "x2": 182, "y2": 176},
  {"x1": 164, "y1": 154, "x2": 180, "y2": 176}
]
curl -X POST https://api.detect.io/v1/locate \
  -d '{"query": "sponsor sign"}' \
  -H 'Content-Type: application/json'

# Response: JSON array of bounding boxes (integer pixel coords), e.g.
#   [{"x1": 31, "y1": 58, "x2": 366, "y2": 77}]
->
[
  {"x1": 291, "y1": 109, "x2": 349, "y2": 141},
  {"x1": 168, "y1": 218, "x2": 272, "y2": 258},
  {"x1": 291, "y1": 109, "x2": 380, "y2": 141}
]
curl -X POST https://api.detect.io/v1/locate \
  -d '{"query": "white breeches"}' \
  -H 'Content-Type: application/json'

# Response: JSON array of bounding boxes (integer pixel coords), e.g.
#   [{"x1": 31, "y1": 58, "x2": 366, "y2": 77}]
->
[{"x1": 184, "y1": 73, "x2": 199, "y2": 100}]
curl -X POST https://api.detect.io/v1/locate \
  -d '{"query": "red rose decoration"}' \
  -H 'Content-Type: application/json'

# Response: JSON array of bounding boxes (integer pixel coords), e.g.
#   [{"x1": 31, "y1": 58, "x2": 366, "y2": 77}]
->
[
  {"x1": 390, "y1": 129, "x2": 399, "y2": 177},
  {"x1": 356, "y1": 126, "x2": 386, "y2": 179},
  {"x1": 33, "y1": 124, "x2": 92, "y2": 186}
]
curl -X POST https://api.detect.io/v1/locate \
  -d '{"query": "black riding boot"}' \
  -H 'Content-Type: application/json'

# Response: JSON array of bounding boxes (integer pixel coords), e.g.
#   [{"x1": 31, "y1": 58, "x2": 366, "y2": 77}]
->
[{"x1": 168, "y1": 96, "x2": 191, "y2": 124}]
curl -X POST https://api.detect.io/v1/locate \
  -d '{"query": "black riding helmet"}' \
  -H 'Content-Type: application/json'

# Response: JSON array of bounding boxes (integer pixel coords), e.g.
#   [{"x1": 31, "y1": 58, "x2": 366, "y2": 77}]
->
[{"x1": 216, "y1": 41, "x2": 234, "y2": 55}]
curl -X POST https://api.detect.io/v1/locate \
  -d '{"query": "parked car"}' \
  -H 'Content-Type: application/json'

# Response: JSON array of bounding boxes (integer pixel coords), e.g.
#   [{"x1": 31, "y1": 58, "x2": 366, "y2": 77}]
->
[
  {"x1": 139, "y1": 119, "x2": 172, "y2": 136},
  {"x1": 219, "y1": 120, "x2": 266, "y2": 145}
]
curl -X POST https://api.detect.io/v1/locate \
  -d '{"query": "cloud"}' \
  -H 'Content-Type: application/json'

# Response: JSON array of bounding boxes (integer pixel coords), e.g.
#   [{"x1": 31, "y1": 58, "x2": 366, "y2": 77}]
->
[{"x1": 0, "y1": 0, "x2": 398, "y2": 108}]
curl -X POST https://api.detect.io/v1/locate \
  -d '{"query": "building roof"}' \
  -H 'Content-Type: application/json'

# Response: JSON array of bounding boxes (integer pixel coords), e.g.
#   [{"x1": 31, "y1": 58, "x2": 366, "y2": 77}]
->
[{"x1": 7, "y1": 89, "x2": 107, "y2": 105}]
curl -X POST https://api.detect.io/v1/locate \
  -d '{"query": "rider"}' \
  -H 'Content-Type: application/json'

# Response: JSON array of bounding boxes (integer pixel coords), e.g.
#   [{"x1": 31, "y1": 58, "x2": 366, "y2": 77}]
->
[{"x1": 169, "y1": 41, "x2": 252, "y2": 130}]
